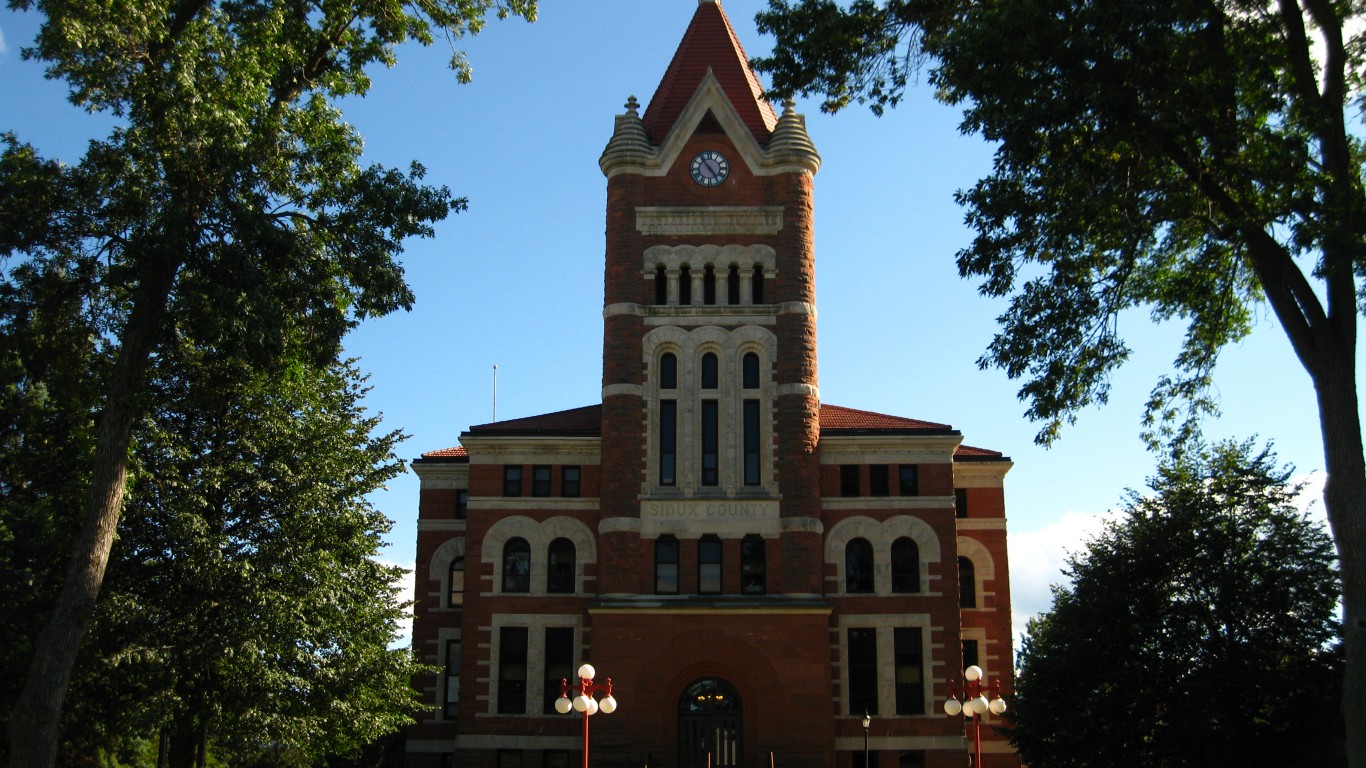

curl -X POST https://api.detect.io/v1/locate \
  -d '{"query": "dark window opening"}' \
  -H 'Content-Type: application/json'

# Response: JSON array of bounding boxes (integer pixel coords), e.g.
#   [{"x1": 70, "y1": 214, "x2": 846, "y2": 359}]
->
[
  {"x1": 701, "y1": 353, "x2": 718, "y2": 389},
  {"x1": 503, "y1": 538, "x2": 530, "y2": 593},
  {"x1": 448, "y1": 557, "x2": 465, "y2": 607},
  {"x1": 870, "y1": 465, "x2": 890, "y2": 497},
  {"x1": 955, "y1": 488, "x2": 969, "y2": 518},
  {"x1": 656, "y1": 536, "x2": 680, "y2": 594},
  {"x1": 456, "y1": 488, "x2": 468, "y2": 519},
  {"x1": 547, "y1": 538, "x2": 575, "y2": 594},
  {"x1": 840, "y1": 465, "x2": 861, "y2": 497},
  {"x1": 701, "y1": 400, "x2": 719, "y2": 486},
  {"x1": 661, "y1": 353, "x2": 678, "y2": 389},
  {"x1": 562, "y1": 466, "x2": 581, "y2": 497},
  {"x1": 962, "y1": 639, "x2": 979, "y2": 671},
  {"x1": 846, "y1": 538, "x2": 874, "y2": 593},
  {"x1": 503, "y1": 466, "x2": 523, "y2": 497},
  {"x1": 848, "y1": 628, "x2": 878, "y2": 715},
  {"x1": 444, "y1": 639, "x2": 461, "y2": 719},
  {"x1": 743, "y1": 400, "x2": 761, "y2": 486},
  {"x1": 752, "y1": 266, "x2": 764, "y2": 303},
  {"x1": 959, "y1": 557, "x2": 977, "y2": 608},
  {"x1": 497, "y1": 628, "x2": 528, "y2": 715},
  {"x1": 660, "y1": 400, "x2": 677, "y2": 486},
  {"x1": 680, "y1": 265, "x2": 692, "y2": 305},
  {"x1": 699, "y1": 535, "x2": 722, "y2": 594},
  {"x1": 742, "y1": 352, "x2": 760, "y2": 389},
  {"x1": 499, "y1": 751, "x2": 524, "y2": 768},
  {"x1": 532, "y1": 465, "x2": 552, "y2": 497},
  {"x1": 741, "y1": 535, "x2": 766, "y2": 595},
  {"x1": 898, "y1": 752, "x2": 926, "y2": 768},
  {"x1": 899, "y1": 465, "x2": 919, "y2": 497},
  {"x1": 891, "y1": 538, "x2": 920, "y2": 593},
  {"x1": 728, "y1": 265, "x2": 741, "y2": 304},
  {"x1": 894, "y1": 628, "x2": 925, "y2": 715},
  {"x1": 543, "y1": 628, "x2": 574, "y2": 715},
  {"x1": 704, "y1": 265, "x2": 716, "y2": 305}
]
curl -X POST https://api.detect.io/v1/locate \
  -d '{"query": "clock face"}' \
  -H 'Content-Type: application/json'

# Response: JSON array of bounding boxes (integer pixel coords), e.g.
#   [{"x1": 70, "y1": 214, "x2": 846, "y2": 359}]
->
[{"x1": 689, "y1": 150, "x2": 730, "y2": 187}]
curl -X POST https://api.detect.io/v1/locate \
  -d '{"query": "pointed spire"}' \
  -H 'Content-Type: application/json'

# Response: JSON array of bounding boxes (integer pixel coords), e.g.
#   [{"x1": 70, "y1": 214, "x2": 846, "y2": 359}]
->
[
  {"x1": 765, "y1": 99, "x2": 821, "y2": 173},
  {"x1": 601, "y1": 95, "x2": 656, "y2": 174},
  {"x1": 640, "y1": 1, "x2": 778, "y2": 145}
]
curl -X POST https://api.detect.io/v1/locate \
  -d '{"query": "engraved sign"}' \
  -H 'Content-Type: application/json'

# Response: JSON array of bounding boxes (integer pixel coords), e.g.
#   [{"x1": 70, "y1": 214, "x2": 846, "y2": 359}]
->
[{"x1": 641, "y1": 498, "x2": 781, "y2": 537}]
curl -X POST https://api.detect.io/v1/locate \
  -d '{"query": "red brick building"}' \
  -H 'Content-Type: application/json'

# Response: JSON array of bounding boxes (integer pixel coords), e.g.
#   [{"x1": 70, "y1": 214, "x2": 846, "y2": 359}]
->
[{"x1": 406, "y1": 4, "x2": 1017, "y2": 768}]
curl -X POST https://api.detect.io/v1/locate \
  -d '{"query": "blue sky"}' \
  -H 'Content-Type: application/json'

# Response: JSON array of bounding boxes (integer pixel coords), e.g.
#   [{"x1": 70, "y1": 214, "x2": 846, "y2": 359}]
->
[{"x1": 0, "y1": 1, "x2": 1337, "y2": 637}]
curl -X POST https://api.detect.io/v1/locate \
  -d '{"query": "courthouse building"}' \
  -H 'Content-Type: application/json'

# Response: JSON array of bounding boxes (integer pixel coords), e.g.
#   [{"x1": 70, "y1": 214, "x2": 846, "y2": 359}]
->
[{"x1": 406, "y1": 3, "x2": 1018, "y2": 767}]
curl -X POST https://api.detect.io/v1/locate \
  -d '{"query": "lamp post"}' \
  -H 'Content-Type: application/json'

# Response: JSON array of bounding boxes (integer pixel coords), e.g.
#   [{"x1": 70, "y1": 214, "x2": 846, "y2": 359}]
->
[
  {"x1": 942, "y1": 665, "x2": 1007, "y2": 768},
  {"x1": 555, "y1": 663, "x2": 618, "y2": 768},
  {"x1": 861, "y1": 711, "x2": 871, "y2": 768}
]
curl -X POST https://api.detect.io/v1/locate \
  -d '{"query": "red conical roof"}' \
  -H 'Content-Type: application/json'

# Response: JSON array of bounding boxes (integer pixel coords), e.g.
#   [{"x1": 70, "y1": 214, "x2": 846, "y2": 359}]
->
[{"x1": 640, "y1": 1, "x2": 779, "y2": 145}]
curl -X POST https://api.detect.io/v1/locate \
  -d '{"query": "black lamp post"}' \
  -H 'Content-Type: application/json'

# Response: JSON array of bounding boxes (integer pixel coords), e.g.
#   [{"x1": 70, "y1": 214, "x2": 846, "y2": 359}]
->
[{"x1": 861, "y1": 711, "x2": 871, "y2": 768}]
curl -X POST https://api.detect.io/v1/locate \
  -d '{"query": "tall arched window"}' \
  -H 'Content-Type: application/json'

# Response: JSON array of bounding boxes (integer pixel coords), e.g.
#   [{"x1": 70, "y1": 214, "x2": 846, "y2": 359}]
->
[
  {"x1": 845, "y1": 538, "x2": 874, "y2": 593},
  {"x1": 701, "y1": 353, "x2": 718, "y2": 389},
  {"x1": 502, "y1": 538, "x2": 530, "y2": 593},
  {"x1": 660, "y1": 353, "x2": 677, "y2": 389},
  {"x1": 547, "y1": 538, "x2": 576, "y2": 594},
  {"x1": 741, "y1": 535, "x2": 765, "y2": 595},
  {"x1": 891, "y1": 538, "x2": 920, "y2": 593},
  {"x1": 448, "y1": 557, "x2": 465, "y2": 606},
  {"x1": 742, "y1": 353, "x2": 760, "y2": 389},
  {"x1": 959, "y1": 556, "x2": 976, "y2": 608},
  {"x1": 752, "y1": 265, "x2": 764, "y2": 303},
  {"x1": 727, "y1": 265, "x2": 741, "y2": 304},
  {"x1": 655, "y1": 264, "x2": 668, "y2": 304},
  {"x1": 680, "y1": 265, "x2": 692, "y2": 305},
  {"x1": 703, "y1": 264, "x2": 716, "y2": 304}
]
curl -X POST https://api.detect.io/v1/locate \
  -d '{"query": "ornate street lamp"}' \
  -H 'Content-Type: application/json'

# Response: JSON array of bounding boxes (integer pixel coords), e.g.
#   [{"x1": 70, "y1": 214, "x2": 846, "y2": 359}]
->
[
  {"x1": 555, "y1": 664, "x2": 618, "y2": 768},
  {"x1": 942, "y1": 665, "x2": 1007, "y2": 768}
]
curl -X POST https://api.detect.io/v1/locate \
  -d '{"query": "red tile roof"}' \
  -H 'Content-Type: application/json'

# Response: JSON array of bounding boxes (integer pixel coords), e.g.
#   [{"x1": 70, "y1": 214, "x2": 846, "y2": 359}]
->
[
  {"x1": 418, "y1": 445, "x2": 468, "y2": 461},
  {"x1": 641, "y1": 1, "x2": 778, "y2": 145},
  {"x1": 818, "y1": 404, "x2": 954, "y2": 433},
  {"x1": 464, "y1": 404, "x2": 603, "y2": 436},
  {"x1": 954, "y1": 444, "x2": 1007, "y2": 460}
]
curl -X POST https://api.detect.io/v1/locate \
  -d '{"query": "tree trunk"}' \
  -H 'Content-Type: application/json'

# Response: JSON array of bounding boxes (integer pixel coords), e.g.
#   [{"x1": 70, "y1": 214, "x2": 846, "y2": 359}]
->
[
  {"x1": 1311, "y1": 349, "x2": 1366, "y2": 768},
  {"x1": 5, "y1": 254, "x2": 180, "y2": 768}
]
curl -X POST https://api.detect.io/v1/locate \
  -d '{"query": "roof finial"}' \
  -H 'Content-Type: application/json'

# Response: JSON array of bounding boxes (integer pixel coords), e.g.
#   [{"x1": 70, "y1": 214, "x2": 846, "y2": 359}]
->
[{"x1": 625, "y1": 95, "x2": 640, "y2": 115}]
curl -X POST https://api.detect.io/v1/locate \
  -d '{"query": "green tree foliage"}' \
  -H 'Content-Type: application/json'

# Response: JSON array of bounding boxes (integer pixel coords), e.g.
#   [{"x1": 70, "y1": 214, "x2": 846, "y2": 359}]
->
[
  {"x1": 1012, "y1": 440, "x2": 1343, "y2": 768},
  {"x1": 752, "y1": 2, "x2": 1366, "y2": 763},
  {"x1": 0, "y1": 1, "x2": 536, "y2": 765}
]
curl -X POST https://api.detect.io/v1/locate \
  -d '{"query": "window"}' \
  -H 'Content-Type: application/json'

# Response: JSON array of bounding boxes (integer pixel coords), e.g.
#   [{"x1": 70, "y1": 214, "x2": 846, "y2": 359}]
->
[
  {"x1": 728, "y1": 265, "x2": 741, "y2": 304},
  {"x1": 699, "y1": 536, "x2": 722, "y2": 594},
  {"x1": 661, "y1": 353, "x2": 678, "y2": 389},
  {"x1": 444, "y1": 639, "x2": 461, "y2": 718},
  {"x1": 742, "y1": 352, "x2": 760, "y2": 389},
  {"x1": 498, "y1": 751, "x2": 524, "y2": 768},
  {"x1": 655, "y1": 264, "x2": 667, "y2": 304},
  {"x1": 701, "y1": 353, "x2": 718, "y2": 389},
  {"x1": 543, "y1": 627, "x2": 574, "y2": 714},
  {"x1": 503, "y1": 538, "x2": 530, "y2": 593},
  {"x1": 533, "y1": 466, "x2": 552, "y2": 497},
  {"x1": 959, "y1": 557, "x2": 976, "y2": 608},
  {"x1": 848, "y1": 628, "x2": 878, "y2": 715},
  {"x1": 504, "y1": 466, "x2": 523, "y2": 497},
  {"x1": 855, "y1": 752, "x2": 878, "y2": 768},
  {"x1": 701, "y1": 400, "x2": 719, "y2": 486},
  {"x1": 562, "y1": 466, "x2": 581, "y2": 497},
  {"x1": 898, "y1": 752, "x2": 926, "y2": 768},
  {"x1": 962, "y1": 639, "x2": 979, "y2": 670},
  {"x1": 544, "y1": 753, "x2": 573, "y2": 768},
  {"x1": 894, "y1": 628, "x2": 925, "y2": 714},
  {"x1": 891, "y1": 538, "x2": 919, "y2": 593},
  {"x1": 743, "y1": 400, "x2": 760, "y2": 486},
  {"x1": 955, "y1": 488, "x2": 968, "y2": 518},
  {"x1": 752, "y1": 265, "x2": 765, "y2": 303},
  {"x1": 846, "y1": 538, "x2": 874, "y2": 593},
  {"x1": 456, "y1": 489, "x2": 468, "y2": 519},
  {"x1": 741, "y1": 535, "x2": 765, "y2": 595},
  {"x1": 498, "y1": 627, "x2": 528, "y2": 714},
  {"x1": 448, "y1": 557, "x2": 465, "y2": 607},
  {"x1": 680, "y1": 265, "x2": 692, "y2": 305},
  {"x1": 547, "y1": 538, "x2": 575, "y2": 594},
  {"x1": 840, "y1": 465, "x2": 861, "y2": 497},
  {"x1": 656, "y1": 536, "x2": 680, "y2": 594},
  {"x1": 660, "y1": 401, "x2": 677, "y2": 486},
  {"x1": 704, "y1": 265, "x2": 716, "y2": 305},
  {"x1": 869, "y1": 465, "x2": 890, "y2": 497},
  {"x1": 899, "y1": 466, "x2": 919, "y2": 496}
]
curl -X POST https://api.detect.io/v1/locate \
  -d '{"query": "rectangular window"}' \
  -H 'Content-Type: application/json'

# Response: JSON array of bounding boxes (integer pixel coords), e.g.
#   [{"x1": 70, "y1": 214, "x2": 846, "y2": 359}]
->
[
  {"x1": 869, "y1": 465, "x2": 890, "y2": 496},
  {"x1": 660, "y1": 401, "x2": 677, "y2": 486},
  {"x1": 701, "y1": 400, "x2": 719, "y2": 486},
  {"x1": 532, "y1": 466, "x2": 552, "y2": 497},
  {"x1": 899, "y1": 465, "x2": 919, "y2": 496},
  {"x1": 444, "y1": 639, "x2": 461, "y2": 719},
  {"x1": 841, "y1": 465, "x2": 861, "y2": 497},
  {"x1": 544, "y1": 753, "x2": 573, "y2": 768},
  {"x1": 497, "y1": 627, "x2": 528, "y2": 715},
  {"x1": 955, "y1": 488, "x2": 969, "y2": 518},
  {"x1": 504, "y1": 466, "x2": 523, "y2": 497},
  {"x1": 898, "y1": 752, "x2": 926, "y2": 768},
  {"x1": 741, "y1": 536, "x2": 766, "y2": 595},
  {"x1": 562, "y1": 466, "x2": 581, "y2": 497},
  {"x1": 543, "y1": 628, "x2": 575, "y2": 714},
  {"x1": 962, "y1": 639, "x2": 979, "y2": 671},
  {"x1": 498, "y1": 751, "x2": 524, "y2": 768},
  {"x1": 743, "y1": 400, "x2": 761, "y2": 486},
  {"x1": 894, "y1": 628, "x2": 925, "y2": 715},
  {"x1": 848, "y1": 628, "x2": 878, "y2": 715},
  {"x1": 699, "y1": 536, "x2": 722, "y2": 594},
  {"x1": 656, "y1": 537, "x2": 679, "y2": 594},
  {"x1": 456, "y1": 489, "x2": 468, "y2": 519}
]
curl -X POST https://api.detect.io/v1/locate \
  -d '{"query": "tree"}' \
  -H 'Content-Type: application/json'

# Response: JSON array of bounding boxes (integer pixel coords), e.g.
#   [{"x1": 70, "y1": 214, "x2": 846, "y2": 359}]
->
[
  {"x1": 1011, "y1": 440, "x2": 1343, "y2": 767},
  {"x1": 752, "y1": 1, "x2": 1366, "y2": 763},
  {"x1": 0, "y1": 1, "x2": 537, "y2": 765}
]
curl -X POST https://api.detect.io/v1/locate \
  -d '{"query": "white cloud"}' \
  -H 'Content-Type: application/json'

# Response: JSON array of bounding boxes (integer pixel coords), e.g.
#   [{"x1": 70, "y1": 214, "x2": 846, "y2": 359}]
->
[
  {"x1": 0, "y1": 26, "x2": 9, "y2": 59},
  {"x1": 374, "y1": 557, "x2": 416, "y2": 650},
  {"x1": 1008, "y1": 509, "x2": 1120, "y2": 646}
]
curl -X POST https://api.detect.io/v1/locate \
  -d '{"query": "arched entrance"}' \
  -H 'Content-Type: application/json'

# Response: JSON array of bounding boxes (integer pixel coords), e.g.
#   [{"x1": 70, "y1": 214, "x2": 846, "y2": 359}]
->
[{"x1": 677, "y1": 678, "x2": 743, "y2": 768}]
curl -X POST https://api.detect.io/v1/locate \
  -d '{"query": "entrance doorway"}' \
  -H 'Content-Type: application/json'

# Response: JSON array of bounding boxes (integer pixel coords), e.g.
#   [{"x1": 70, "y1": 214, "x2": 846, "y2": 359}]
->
[{"x1": 677, "y1": 678, "x2": 742, "y2": 768}]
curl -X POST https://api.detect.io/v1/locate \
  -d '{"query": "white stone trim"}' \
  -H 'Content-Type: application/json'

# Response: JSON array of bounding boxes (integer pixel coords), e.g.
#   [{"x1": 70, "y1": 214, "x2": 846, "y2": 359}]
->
[
  {"x1": 636, "y1": 206, "x2": 785, "y2": 236},
  {"x1": 481, "y1": 516, "x2": 598, "y2": 597},
  {"x1": 825, "y1": 515, "x2": 943, "y2": 596},
  {"x1": 413, "y1": 461, "x2": 469, "y2": 489},
  {"x1": 837, "y1": 613, "x2": 942, "y2": 719},
  {"x1": 481, "y1": 615, "x2": 584, "y2": 719},
  {"x1": 822, "y1": 496, "x2": 954, "y2": 512},
  {"x1": 460, "y1": 437, "x2": 601, "y2": 464},
  {"x1": 953, "y1": 460, "x2": 1014, "y2": 486},
  {"x1": 819, "y1": 435, "x2": 963, "y2": 463}
]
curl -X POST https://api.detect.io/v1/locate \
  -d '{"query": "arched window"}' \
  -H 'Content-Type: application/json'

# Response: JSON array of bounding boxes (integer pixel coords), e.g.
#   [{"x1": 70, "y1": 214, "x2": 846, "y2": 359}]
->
[
  {"x1": 655, "y1": 264, "x2": 668, "y2": 304},
  {"x1": 661, "y1": 353, "x2": 677, "y2": 389},
  {"x1": 547, "y1": 538, "x2": 576, "y2": 594},
  {"x1": 680, "y1": 265, "x2": 692, "y2": 305},
  {"x1": 656, "y1": 536, "x2": 680, "y2": 594},
  {"x1": 701, "y1": 353, "x2": 718, "y2": 389},
  {"x1": 742, "y1": 352, "x2": 760, "y2": 389},
  {"x1": 502, "y1": 538, "x2": 530, "y2": 593},
  {"x1": 752, "y1": 265, "x2": 764, "y2": 303},
  {"x1": 703, "y1": 264, "x2": 716, "y2": 305},
  {"x1": 845, "y1": 538, "x2": 874, "y2": 593},
  {"x1": 891, "y1": 538, "x2": 920, "y2": 593},
  {"x1": 741, "y1": 535, "x2": 765, "y2": 595},
  {"x1": 448, "y1": 557, "x2": 465, "y2": 606},
  {"x1": 959, "y1": 556, "x2": 976, "y2": 608},
  {"x1": 727, "y1": 264, "x2": 741, "y2": 304}
]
